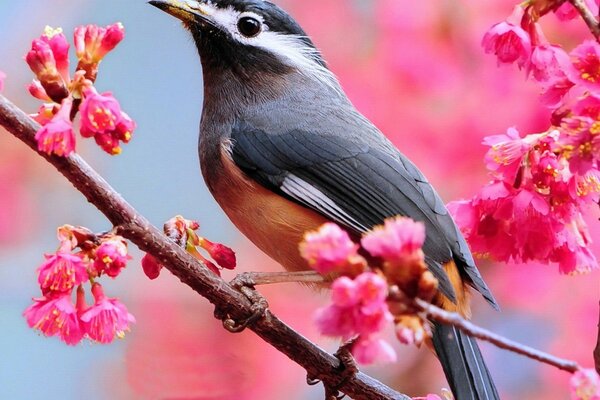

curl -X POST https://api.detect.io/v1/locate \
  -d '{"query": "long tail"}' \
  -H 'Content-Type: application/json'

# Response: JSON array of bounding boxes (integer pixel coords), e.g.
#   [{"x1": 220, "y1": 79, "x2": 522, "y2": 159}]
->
[{"x1": 432, "y1": 322, "x2": 499, "y2": 400}]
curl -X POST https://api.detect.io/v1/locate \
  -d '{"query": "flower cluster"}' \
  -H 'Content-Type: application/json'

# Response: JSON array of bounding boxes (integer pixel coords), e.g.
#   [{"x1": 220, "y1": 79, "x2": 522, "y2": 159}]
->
[
  {"x1": 449, "y1": 3, "x2": 600, "y2": 274},
  {"x1": 25, "y1": 24, "x2": 135, "y2": 156},
  {"x1": 300, "y1": 218, "x2": 436, "y2": 365},
  {"x1": 141, "y1": 215, "x2": 237, "y2": 280},
  {"x1": 24, "y1": 225, "x2": 134, "y2": 345},
  {"x1": 570, "y1": 368, "x2": 600, "y2": 400}
]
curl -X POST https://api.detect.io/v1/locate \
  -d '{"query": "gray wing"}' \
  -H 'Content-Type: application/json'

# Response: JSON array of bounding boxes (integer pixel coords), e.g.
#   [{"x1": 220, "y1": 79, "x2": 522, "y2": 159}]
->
[{"x1": 230, "y1": 121, "x2": 497, "y2": 308}]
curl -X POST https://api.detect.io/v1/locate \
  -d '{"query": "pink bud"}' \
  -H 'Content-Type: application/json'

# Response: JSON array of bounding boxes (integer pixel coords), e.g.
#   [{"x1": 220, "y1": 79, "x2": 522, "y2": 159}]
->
[
  {"x1": 93, "y1": 237, "x2": 130, "y2": 278},
  {"x1": 361, "y1": 217, "x2": 425, "y2": 263},
  {"x1": 300, "y1": 223, "x2": 360, "y2": 274},
  {"x1": 27, "y1": 80, "x2": 51, "y2": 101},
  {"x1": 31, "y1": 103, "x2": 57, "y2": 126},
  {"x1": 74, "y1": 23, "x2": 124, "y2": 64},
  {"x1": 141, "y1": 253, "x2": 163, "y2": 280},
  {"x1": 199, "y1": 238, "x2": 237, "y2": 270},
  {"x1": 25, "y1": 35, "x2": 69, "y2": 102},
  {"x1": 40, "y1": 26, "x2": 70, "y2": 82},
  {"x1": 34, "y1": 97, "x2": 76, "y2": 156}
]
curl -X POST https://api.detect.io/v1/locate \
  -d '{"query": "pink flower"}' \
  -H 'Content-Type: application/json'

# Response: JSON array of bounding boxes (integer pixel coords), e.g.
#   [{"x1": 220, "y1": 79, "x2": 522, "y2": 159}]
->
[
  {"x1": 559, "y1": 116, "x2": 600, "y2": 174},
  {"x1": 27, "y1": 80, "x2": 51, "y2": 101},
  {"x1": 80, "y1": 283, "x2": 135, "y2": 344},
  {"x1": 361, "y1": 216, "x2": 425, "y2": 263},
  {"x1": 198, "y1": 238, "x2": 237, "y2": 270},
  {"x1": 79, "y1": 87, "x2": 135, "y2": 155},
  {"x1": 34, "y1": 97, "x2": 76, "y2": 156},
  {"x1": 74, "y1": 23, "x2": 125, "y2": 64},
  {"x1": 555, "y1": 0, "x2": 599, "y2": 21},
  {"x1": 529, "y1": 44, "x2": 570, "y2": 83},
  {"x1": 79, "y1": 87, "x2": 122, "y2": 136},
  {"x1": 570, "y1": 368, "x2": 600, "y2": 400},
  {"x1": 300, "y1": 223, "x2": 361, "y2": 274},
  {"x1": 31, "y1": 103, "x2": 56, "y2": 126},
  {"x1": 141, "y1": 253, "x2": 163, "y2": 280},
  {"x1": 483, "y1": 127, "x2": 532, "y2": 181},
  {"x1": 315, "y1": 272, "x2": 392, "y2": 344},
  {"x1": 566, "y1": 41, "x2": 600, "y2": 95},
  {"x1": 352, "y1": 337, "x2": 397, "y2": 365},
  {"x1": 93, "y1": 237, "x2": 130, "y2": 278},
  {"x1": 0, "y1": 70, "x2": 5, "y2": 92},
  {"x1": 24, "y1": 294, "x2": 84, "y2": 345},
  {"x1": 38, "y1": 247, "x2": 88, "y2": 294},
  {"x1": 482, "y1": 7, "x2": 531, "y2": 69},
  {"x1": 39, "y1": 26, "x2": 70, "y2": 83}
]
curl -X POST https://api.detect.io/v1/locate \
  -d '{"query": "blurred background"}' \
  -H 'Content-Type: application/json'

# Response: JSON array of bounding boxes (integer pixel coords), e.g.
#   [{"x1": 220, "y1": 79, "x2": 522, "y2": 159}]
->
[{"x1": 0, "y1": 0, "x2": 598, "y2": 399}]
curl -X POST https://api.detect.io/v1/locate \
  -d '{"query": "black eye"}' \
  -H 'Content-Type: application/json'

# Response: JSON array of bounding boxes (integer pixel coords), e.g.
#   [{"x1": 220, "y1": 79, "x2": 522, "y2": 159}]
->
[{"x1": 237, "y1": 16, "x2": 261, "y2": 38}]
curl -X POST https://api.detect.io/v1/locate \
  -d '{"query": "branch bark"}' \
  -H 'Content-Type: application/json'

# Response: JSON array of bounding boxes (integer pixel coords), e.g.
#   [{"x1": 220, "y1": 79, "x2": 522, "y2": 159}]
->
[
  {"x1": 0, "y1": 94, "x2": 409, "y2": 400},
  {"x1": 414, "y1": 298, "x2": 580, "y2": 373}
]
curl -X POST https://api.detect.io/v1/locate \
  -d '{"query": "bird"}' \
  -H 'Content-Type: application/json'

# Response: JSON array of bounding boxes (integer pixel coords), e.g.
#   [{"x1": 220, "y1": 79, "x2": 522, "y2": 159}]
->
[{"x1": 149, "y1": 0, "x2": 500, "y2": 398}]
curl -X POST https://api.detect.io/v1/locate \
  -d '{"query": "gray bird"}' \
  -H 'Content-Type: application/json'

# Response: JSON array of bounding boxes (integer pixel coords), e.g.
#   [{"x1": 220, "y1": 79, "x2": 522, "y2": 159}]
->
[{"x1": 150, "y1": 1, "x2": 500, "y2": 398}]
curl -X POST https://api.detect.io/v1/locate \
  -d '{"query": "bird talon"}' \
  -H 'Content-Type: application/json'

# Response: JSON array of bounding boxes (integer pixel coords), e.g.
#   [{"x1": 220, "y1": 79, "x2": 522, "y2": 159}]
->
[{"x1": 217, "y1": 276, "x2": 269, "y2": 333}]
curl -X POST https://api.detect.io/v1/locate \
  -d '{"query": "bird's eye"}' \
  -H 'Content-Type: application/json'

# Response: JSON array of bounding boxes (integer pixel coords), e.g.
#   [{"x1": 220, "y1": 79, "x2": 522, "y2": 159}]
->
[{"x1": 237, "y1": 16, "x2": 262, "y2": 38}]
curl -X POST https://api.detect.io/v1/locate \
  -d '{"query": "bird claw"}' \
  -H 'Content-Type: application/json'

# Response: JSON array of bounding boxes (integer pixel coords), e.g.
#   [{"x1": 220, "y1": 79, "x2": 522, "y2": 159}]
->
[
  {"x1": 304, "y1": 340, "x2": 358, "y2": 400},
  {"x1": 214, "y1": 274, "x2": 269, "y2": 333}
]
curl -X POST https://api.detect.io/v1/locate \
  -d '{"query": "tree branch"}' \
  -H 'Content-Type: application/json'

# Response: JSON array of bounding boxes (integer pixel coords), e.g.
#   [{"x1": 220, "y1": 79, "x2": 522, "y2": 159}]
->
[
  {"x1": 0, "y1": 94, "x2": 409, "y2": 400},
  {"x1": 414, "y1": 298, "x2": 580, "y2": 373},
  {"x1": 569, "y1": 0, "x2": 600, "y2": 39}
]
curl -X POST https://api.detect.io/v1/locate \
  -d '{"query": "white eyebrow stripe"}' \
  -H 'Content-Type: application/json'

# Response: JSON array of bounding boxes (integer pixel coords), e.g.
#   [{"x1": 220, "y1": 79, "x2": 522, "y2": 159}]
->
[{"x1": 190, "y1": 1, "x2": 342, "y2": 93}]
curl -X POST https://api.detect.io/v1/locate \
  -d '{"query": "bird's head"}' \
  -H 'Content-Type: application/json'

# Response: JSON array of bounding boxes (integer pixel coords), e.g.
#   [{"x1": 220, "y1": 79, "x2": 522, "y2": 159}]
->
[{"x1": 150, "y1": 0, "x2": 339, "y2": 96}]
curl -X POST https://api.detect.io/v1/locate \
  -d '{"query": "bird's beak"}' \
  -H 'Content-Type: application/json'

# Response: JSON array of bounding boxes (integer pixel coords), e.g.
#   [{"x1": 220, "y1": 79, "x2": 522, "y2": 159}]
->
[{"x1": 149, "y1": 0, "x2": 215, "y2": 28}]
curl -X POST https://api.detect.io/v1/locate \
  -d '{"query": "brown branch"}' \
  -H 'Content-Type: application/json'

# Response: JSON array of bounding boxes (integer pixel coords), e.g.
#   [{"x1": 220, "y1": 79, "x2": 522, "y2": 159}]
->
[
  {"x1": 569, "y1": 0, "x2": 600, "y2": 39},
  {"x1": 0, "y1": 94, "x2": 409, "y2": 400},
  {"x1": 414, "y1": 298, "x2": 580, "y2": 373},
  {"x1": 594, "y1": 301, "x2": 600, "y2": 374}
]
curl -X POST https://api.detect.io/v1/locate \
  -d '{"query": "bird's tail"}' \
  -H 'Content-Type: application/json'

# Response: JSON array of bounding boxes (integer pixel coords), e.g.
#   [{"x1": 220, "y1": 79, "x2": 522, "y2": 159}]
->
[{"x1": 432, "y1": 322, "x2": 499, "y2": 400}]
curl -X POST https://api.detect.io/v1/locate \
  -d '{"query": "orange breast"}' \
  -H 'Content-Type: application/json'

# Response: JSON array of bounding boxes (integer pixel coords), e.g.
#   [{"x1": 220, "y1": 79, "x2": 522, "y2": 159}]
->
[{"x1": 210, "y1": 146, "x2": 329, "y2": 272}]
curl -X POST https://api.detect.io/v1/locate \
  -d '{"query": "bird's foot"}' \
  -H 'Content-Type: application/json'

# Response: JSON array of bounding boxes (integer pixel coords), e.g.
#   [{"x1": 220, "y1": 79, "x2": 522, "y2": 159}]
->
[
  {"x1": 305, "y1": 339, "x2": 359, "y2": 400},
  {"x1": 214, "y1": 274, "x2": 269, "y2": 333}
]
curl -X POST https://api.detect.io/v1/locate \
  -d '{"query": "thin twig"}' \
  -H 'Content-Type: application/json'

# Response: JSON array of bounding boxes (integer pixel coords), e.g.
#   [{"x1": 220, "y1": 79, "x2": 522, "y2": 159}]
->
[
  {"x1": 569, "y1": 0, "x2": 600, "y2": 39},
  {"x1": 0, "y1": 94, "x2": 409, "y2": 400},
  {"x1": 414, "y1": 298, "x2": 580, "y2": 373}
]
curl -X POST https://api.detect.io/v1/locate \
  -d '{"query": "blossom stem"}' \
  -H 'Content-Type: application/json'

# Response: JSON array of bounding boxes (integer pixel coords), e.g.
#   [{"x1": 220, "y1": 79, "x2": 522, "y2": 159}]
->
[
  {"x1": 0, "y1": 94, "x2": 408, "y2": 400},
  {"x1": 569, "y1": 0, "x2": 600, "y2": 39},
  {"x1": 413, "y1": 298, "x2": 580, "y2": 373}
]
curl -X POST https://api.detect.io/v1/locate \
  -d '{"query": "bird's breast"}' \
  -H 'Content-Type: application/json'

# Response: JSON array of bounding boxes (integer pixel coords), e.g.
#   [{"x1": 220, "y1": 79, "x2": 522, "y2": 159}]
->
[{"x1": 204, "y1": 143, "x2": 328, "y2": 272}]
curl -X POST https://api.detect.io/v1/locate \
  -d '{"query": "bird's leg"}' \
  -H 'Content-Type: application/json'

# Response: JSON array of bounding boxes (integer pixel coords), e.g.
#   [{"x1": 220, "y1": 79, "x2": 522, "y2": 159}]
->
[
  {"x1": 306, "y1": 338, "x2": 359, "y2": 400},
  {"x1": 230, "y1": 270, "x2": 325, "y2": 287},
  {"x1": 217, "y1": 271, "x2": 324, "y2": 333}
]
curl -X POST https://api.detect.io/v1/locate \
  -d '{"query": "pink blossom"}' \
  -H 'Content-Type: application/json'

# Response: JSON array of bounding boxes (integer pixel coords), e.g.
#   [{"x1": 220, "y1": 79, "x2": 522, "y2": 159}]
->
[
  {"x1": 300, "y1": 223, "x2": 361, "y2": 274},
  {"x1": 314, "y1": 272, "x2": 392, "y2": 345},
  {"x1": 34, "y1": 97, "x2": 76, "y2": 156},
  {"x1": 38, "y1": 247, "x2": 88, "y2": 294},
  {"x1": 74, "y1": 23, "x2": 125, "y2": 64},
  {"x1": 27, "y1": 80, "x2": 51, "y2": 101},
  {"x1": 559, "y1": 116, "x2": 600, "y2": 174},
  {"x1": 141, "y1": 253, "x2": 163, "y2": 280},
  {"x1": 79, "y1": 88, "x2": 135, "y2": 155},
  {"x1": 80, "y1": 283, "x2": 135, "y2": 344},
  {"x1": 39, "y1": 26, "x2": 70, "y2": 82},
  {"x1": 352, "y1": 337, "x2": 397, "y2": 365},
  {"x1": 79, "y1": 87, "x2": 122, "y2": 137},
  {"x1": 198, "y1": 238, "x2": 236, "y2": 270},
  {"x1": 483, "y1": 127, "x2": 532, "y2": 180},
  {"x1": 361, "y1": 216, "x2": 425, "y2": 263},
  {"x1": 570, "y1": 368, "x2": 600, "y2": 400},
  {"x1": 482, "y1": 7, "x2": 531, "y2": 69},
  {"x1": 31, "y1": 103, "x2": 56, "y2": 126},
  {"x1": 93, "y1": 237, "x2": 130, "y2": 278},
  {"x1": 566, "y1": 41, "x2": 600, "y2": 95},
  {"x1": 529, "y1": 44, "x2": 570, "y2": 83},
  {"x1": 24, "y1": 294, "x2": 84, "y2": 345}
]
